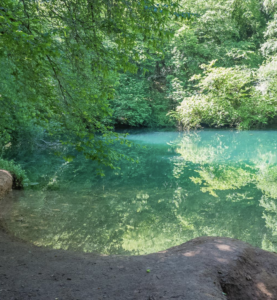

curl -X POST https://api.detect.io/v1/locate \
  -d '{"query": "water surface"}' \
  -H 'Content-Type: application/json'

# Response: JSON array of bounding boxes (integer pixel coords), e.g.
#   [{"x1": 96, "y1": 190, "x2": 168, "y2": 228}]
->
[{"x1": 1, "y1": 129, "x2": 277, "y2": 255}]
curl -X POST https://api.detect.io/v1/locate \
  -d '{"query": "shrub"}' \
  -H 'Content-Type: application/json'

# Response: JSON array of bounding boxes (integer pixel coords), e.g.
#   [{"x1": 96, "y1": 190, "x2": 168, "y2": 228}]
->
[{"x1": 171, "y1": 61, "x2": 277, "y2": 129}]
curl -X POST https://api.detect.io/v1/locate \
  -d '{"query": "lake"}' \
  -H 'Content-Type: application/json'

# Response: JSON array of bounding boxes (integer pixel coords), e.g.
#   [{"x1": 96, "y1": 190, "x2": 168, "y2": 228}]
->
[{"x1": 1, "y1": 129, "x2": 277, "y2": 255}]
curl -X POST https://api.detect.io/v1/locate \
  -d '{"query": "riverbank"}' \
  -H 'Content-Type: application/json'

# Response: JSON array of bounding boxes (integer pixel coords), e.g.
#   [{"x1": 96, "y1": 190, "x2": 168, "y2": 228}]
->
[
  {"x1": 1, "y1": 223, "x2": 277, "y2": 300},
  {"x1": 1, "y1": 168, "x2": 277, "y2": 299}
]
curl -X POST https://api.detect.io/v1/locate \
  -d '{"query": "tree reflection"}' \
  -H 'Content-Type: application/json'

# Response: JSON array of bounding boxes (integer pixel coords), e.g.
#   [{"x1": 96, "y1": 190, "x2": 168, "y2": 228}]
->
[
  {"x1": 175, "y1": 130, "x2": 277, "y2": 252},
  {"x1": 190, "y1": 165, "x2": 255, "y2": 197},
  {"x1": 2, "y1": 130, "x2": 277, "y2": 254}
]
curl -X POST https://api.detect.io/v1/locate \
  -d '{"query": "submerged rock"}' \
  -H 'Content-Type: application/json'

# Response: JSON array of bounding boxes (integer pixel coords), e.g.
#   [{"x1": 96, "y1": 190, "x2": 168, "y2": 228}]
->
[{"x1": 0, "y1": 170, "x2": 12, "y2": 198}]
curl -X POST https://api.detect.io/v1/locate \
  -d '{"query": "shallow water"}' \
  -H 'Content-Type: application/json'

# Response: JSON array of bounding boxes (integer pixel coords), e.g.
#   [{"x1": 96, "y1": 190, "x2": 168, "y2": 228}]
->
[{"x1": 2, "y1": 129, "x2": 277, "y2": 255}]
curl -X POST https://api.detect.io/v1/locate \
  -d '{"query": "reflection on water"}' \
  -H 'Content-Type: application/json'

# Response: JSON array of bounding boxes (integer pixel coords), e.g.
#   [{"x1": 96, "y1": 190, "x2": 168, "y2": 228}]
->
[{"x1": 1, "y1": 129, "x2": 277, "y2": 254}]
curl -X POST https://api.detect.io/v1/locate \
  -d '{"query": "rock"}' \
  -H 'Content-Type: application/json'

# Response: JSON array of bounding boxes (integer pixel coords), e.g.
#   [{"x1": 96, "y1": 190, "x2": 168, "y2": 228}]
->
[{"x1": 0, "y1": 170, "x2": 13, "y2": 199}]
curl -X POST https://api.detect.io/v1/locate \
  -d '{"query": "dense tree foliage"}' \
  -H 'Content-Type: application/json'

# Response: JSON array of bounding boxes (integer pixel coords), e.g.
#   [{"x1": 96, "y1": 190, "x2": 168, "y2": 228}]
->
[
  {"x1": 113, "y1": 0, "x2": 277, "y2": 129},
  {"x1": 0, "y1": 0, "x2": 181, "y2": 170},
  {"x1": 167, "y1": 0, "x2": 277, "y2": 128},
  {"x1": 2, "y1": 0, "x2": 277, "y2": 169}
]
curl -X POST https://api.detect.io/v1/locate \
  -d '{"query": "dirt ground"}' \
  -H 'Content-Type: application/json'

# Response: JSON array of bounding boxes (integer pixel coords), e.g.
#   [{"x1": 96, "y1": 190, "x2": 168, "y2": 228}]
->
[{"x1": 1, "y1": 222, "x2": 277, "y2": 300}]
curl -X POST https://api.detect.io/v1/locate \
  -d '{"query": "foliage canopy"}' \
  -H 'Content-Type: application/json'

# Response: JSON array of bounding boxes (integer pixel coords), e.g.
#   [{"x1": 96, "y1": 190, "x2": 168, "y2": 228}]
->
[
  {"x1": 0, "y1": 0, "x2": 180, "y2": 170},
  {"x1": 2, "y1": 0, "x2": 277, "y2": 169}
]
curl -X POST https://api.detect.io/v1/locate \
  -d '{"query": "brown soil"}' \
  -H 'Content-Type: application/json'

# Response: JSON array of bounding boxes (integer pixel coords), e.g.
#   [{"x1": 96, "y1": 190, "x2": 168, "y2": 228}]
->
[{"x1": 1, "y1": 225, "x2": 277, "y2": 300}]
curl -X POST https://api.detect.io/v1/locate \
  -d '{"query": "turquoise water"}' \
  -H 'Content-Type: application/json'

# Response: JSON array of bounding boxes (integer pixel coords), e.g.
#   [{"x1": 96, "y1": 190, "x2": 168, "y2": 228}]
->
[{"x1": 1, "y1": 129, "x2": 277, "y2": 255}]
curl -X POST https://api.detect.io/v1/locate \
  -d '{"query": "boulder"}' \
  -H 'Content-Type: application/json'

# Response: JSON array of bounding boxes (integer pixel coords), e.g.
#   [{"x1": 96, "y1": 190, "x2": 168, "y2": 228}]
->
[{"x1": 0, "y1": 170, "x2": 12, "y2": 198}]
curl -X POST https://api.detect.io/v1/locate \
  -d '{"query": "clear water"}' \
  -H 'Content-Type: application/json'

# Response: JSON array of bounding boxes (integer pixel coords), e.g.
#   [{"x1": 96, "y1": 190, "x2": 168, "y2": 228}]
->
[{"x1": 1, "y1": 129, "x2": 277, "y2": 255}]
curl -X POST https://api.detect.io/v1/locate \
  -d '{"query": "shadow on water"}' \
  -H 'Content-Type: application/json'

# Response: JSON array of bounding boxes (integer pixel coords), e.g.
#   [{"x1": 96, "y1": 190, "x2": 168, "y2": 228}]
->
[{"x1": 1, "y1": 129, "x2": 277, "y2": 255}]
